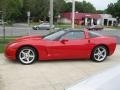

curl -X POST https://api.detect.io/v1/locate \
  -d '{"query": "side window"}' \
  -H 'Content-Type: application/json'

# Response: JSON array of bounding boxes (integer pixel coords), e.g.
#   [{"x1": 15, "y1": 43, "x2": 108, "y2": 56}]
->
[{"x1": 60, "y1": 31, "x2": 85, "y2": 40}]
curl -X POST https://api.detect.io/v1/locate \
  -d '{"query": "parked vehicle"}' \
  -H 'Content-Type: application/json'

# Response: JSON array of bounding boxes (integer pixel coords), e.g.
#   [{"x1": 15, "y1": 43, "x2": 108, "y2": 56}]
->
[
  {"x1": 87, "y1": 25, "x2": 104, "y2": 31},
  {"x1": 32, "y1": 23, "x2": 55, "y2": 30},
  {"x1": 5, "y1": 29, "x2": 116, "y2": 65}
]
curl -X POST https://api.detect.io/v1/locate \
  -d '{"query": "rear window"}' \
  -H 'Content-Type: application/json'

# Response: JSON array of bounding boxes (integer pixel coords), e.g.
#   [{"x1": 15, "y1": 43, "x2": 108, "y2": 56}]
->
[
  {"x1": 89, "y1": 31, "x2": 102, "y2": 38},
  {"x1": 60, "y1": 31, "x2": 85, "y2": 40}
]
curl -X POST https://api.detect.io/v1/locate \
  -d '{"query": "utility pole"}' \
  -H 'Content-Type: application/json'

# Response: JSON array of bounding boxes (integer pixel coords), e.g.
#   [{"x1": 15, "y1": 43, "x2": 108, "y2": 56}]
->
[
  {"x1": 2, "y1": 14, "x2": 5, "y2": 41},
  {"x1": 50, "y1": 0, "x2": 53, "y2": 31},
  {"x1": 72, "y1": 0, "x2": 75, "y2": 29},
  {"x1": 27, "y1": 11, "x2": 30, "y2": 35},
  {"x1": 0, "y1": 11, "x2": 5, "y2": 41}
]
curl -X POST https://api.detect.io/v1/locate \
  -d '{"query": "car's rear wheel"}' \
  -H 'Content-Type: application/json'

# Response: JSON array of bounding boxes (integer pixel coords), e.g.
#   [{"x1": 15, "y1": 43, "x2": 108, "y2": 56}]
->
[
  {"x1": 91, "y1": 46, "x2": 108, "y2": 62},
  {"x1": 17, "y1": 46, "x2": 37, "y2": 65}
]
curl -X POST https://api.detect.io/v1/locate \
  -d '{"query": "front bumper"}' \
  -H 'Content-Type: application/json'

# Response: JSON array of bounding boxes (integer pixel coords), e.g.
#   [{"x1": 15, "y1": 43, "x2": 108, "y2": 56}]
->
[
  {"x1": 32, "y1": 27, "x2": 37, "y2": 30},
  {"x1": 4, "y1": 44, "x2": 17, "y2": 60}
]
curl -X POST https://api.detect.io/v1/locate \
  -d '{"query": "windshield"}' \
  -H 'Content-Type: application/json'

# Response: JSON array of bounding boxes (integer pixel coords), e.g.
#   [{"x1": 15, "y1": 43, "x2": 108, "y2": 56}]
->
[
  {"x1": 43, "y1": 30, "x2": 66, "y2": 40},
  {"x1": 42, "y1": 23, "x2": 49, "y2": 25}
]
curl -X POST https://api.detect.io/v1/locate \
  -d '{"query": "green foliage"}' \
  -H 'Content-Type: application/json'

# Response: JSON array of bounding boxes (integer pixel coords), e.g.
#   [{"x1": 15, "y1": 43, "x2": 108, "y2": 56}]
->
[
  {"x1": 0, "y1": 0, "x2": 23, "y2": 21},
  {"x1": 64, "y1": 1, "x2": 96, "y2": 13},
  {"x1": 106, "y1": 0, "x2": 120, "y2": 18},
  {"x1": 96, "y1": 10, "x2": 105, "y2": 14},
  {"x1": 64, "y1": 2, "x2": 72, "y2": 12},
  {"x1": 0, "y1": 0, "x2": 97, "y2": 22}
]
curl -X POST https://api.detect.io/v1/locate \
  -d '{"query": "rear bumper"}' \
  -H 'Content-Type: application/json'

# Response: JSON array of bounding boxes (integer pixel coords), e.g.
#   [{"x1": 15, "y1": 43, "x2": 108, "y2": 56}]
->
[{"x1": 108, "y1": 43, "x2": 117, "y2": 56}]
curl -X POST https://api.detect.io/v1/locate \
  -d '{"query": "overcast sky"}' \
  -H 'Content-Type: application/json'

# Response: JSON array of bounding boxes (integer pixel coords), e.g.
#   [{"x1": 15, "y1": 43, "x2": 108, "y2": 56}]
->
[{"x1": 66, "y1": 0, "x2": 118, "y2": 10}]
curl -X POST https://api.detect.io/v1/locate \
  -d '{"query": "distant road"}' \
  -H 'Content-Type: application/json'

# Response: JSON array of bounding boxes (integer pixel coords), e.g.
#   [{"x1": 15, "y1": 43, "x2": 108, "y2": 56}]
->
[
  {"x1": 0, "y1": 26, "x2": 50, "y2": 36},
  {"x1": 0, "y1": 26, "x2": 120, "y2": 44}
]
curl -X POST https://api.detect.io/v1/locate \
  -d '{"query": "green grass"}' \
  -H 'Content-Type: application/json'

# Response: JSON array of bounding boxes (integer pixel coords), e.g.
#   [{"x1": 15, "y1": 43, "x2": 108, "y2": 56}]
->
[
  {"x1": 55, "y1": 24, "x2": 84, "y2": 29},
  {"x1": 0, "y1": 41, "x2": 7, "y2": 53},
  {"x1": 104, "y1": 26, "x2": 120, "y2": 30},
  {"x1": 0, "y1": 37, "x2": 19, "y2": 53},
  {"x1": 0, "y1": 44, "x2": 5, "y2": 53},
  {"x1": 109, "y1": 26, "x2": 120, "y2": 30},
  {"x1": 0, "y1": 39, "x2": 12, "y2": 53}
]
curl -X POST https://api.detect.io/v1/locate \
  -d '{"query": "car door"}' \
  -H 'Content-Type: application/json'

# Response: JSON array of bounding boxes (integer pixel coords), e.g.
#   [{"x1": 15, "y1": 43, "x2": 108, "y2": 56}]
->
[
  {"x1": 58, "y1": 31, "x2": 90, "y2": 59},
  {"x1": 43, "y1": 23, "x2": 50, "y2": 30},
  {"x1": 46, "y1": 31, "x2": 91, "y2": 59}
]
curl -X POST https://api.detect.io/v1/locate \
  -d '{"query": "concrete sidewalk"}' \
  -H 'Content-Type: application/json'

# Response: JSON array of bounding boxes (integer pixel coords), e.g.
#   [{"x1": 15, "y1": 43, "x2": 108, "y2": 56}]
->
[{"x1": 0, "y1": 45, "x2": 120, "y2": 90}]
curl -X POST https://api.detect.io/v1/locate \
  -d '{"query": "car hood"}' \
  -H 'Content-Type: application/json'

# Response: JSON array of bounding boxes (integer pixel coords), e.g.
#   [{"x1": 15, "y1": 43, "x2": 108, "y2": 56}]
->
[{"x1": 15, "y1": 35, "x2": 42, "y2": 42}]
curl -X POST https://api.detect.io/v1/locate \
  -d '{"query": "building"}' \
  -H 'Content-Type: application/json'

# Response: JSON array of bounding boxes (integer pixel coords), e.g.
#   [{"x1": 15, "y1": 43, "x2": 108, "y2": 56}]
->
[
  {"x1": 100, "y1": 14, "x2": 117, "y2": 26},
  {"x1": 58, "y1": 12, "x2": 117, "y2": 26}
]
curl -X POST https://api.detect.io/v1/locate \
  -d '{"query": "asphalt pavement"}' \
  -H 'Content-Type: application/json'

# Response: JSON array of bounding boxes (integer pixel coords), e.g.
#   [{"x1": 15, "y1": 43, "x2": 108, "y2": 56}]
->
[{"x1": 0, "y1": 26, "x2": 50, "y2": 36}]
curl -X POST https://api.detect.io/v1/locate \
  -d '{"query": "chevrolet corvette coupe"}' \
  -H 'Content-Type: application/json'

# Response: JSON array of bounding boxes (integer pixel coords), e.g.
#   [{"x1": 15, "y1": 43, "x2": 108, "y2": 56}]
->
[{"x1": 5, "y1": 29, "x2": 116, "y2": 65}]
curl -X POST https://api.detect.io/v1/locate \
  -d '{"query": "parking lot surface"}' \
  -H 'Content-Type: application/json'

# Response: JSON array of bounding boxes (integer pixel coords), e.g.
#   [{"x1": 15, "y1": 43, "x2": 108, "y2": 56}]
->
[{"x1": 0, "y1": 45, "x2": 120, "y2": 90}]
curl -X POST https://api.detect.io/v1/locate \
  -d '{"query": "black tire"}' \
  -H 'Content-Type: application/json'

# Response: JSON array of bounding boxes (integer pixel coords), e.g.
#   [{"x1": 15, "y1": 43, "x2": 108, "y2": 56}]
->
[
  {"x1": 36, "y1": 27, "x2": 39, "y2": 30},
  {"x1": 17, "y1": 46, "x2": 38, "y2": 65},
  {"x1": 32, "y1": 27, "x2": 38, "y2": 30},
  {"x1": 45, "y1": 28, "x2": 49, "y2": 30},
  {"x1": 91, "y1": 46, "x2": 108, "y2": 62}
]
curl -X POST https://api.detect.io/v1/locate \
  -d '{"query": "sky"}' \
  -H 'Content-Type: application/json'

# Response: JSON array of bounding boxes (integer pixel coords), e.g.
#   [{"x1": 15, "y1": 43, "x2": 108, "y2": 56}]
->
[{"x1": 66, "y1": 0, "x2": 118, "y2": 10}]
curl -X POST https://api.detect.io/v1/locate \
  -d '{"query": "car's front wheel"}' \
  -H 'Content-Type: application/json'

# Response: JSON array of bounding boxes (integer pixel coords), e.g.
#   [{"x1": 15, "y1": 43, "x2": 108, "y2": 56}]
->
[
  {"x1": 17, "y1": 46, "x2": 37, "y2": 65},
  {"x1": 91, "y1": 46, "x2": 108, "y2": 62}
]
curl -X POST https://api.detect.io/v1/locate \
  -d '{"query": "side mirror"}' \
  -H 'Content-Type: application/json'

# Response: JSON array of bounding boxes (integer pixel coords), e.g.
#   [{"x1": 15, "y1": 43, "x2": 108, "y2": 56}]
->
[{"x1": 60, "y1": 39, "x2": 68, "y2": 44}]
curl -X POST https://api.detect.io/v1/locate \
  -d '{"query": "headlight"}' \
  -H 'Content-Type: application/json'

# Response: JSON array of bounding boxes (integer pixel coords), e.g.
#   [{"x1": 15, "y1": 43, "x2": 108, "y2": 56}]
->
[
  {"x1": 34, "y1": 26, "x2": 37, "y2": 28},
  {"x1": 9, "y1": 43, "x2": 17, "y2": 48}
]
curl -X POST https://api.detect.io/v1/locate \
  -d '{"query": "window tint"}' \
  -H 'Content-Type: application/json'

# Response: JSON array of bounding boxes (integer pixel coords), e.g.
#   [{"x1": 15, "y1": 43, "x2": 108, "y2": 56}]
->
[
  {"x1": 61, "y1": 31, "x2": 84, "y2": 40},
  {"x1": 89, "y1": 31, "x2": 102, "y2": 38},
  {"x1": 43, "y1": 23, "x2": 49, "y2": 25},
  {"x1": 43, "y1": 30, "x2": 65, "y2": 40}
]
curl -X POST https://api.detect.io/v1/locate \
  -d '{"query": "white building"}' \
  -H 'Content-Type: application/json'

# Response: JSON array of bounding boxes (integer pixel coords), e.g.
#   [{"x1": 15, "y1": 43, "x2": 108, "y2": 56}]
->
[
  {"x1": 100, "y1": 14, "x2": 117, "y2": 26},
  {"x1": 58, "y1": 12, "x2": 117, "y2": 26}
]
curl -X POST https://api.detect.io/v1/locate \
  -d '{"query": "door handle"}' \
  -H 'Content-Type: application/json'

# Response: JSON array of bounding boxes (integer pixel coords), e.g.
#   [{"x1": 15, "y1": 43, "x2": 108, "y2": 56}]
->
[{"x1": 88, "y1": 40, "x2": 91, "y2": 43}]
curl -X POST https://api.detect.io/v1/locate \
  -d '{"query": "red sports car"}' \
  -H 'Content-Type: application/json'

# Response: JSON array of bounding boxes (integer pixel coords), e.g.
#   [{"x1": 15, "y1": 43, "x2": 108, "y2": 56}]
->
[{"x1": 5, "y1": 29, "x2": 116, "y2": 65}]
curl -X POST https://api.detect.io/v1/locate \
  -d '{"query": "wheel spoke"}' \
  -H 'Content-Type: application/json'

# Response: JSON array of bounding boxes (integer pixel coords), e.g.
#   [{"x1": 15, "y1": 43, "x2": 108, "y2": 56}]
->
[
  {"x1": 21, "y1": 56, "x2": 26, "y2": 60},
  {"x1": 29, "y1": 55, "x2": 34, "y2": 58},
  {"x1": 21, "y1": 51, "x2": 26, "y2": 55},
  {"x1": 101, "y1": 54, "x2": 105, "y2": 58},
  {"x1": 27, "y1": 49, "x2": 31, "y2": 54},
  {"x1": 101, "y1": 50, "x2": 105, "y2": 54},
  {"x1": 26, "y1": 57, "x2": 30, "y2": 62},
  {"x1": 94, "y1": 53, "x2": 99, "y2": 56},
  {"x1": 98, "y1": 48, "x2": 101, "y2": 53},
  {"x1": 98, "y1": 55, "x2": 101, "y2": 60}
]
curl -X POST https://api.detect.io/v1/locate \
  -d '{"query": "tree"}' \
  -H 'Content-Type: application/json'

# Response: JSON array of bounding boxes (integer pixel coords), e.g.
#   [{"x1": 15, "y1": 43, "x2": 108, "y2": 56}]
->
[
  {"x1": 106, "y1": 0, "x2": 120, "y2": 18},
  {"x1": 0, "y1": 0, "x2": 97, "y2": 22},
  {"x1": 54, "y1": 0, "x2": 66, "y2": 16},
  {"x1": 96, "y1": 10, "x2": 105, "y2": 14},
  {"x1": 79, "y1": 1, "x2": 96, "y2": 13},
  {"x1": 64, "y1": 2, "x2": 72, "y2": 12},
  {"x1": 63, "y1": 1, "x2": 96, "y2": 13},
  {"x1": 0, "y1": 0, "x2": 23, "y2": 21},
  {"x1": 23, "y1": 0, "x2": 66, "y2": 21}
]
